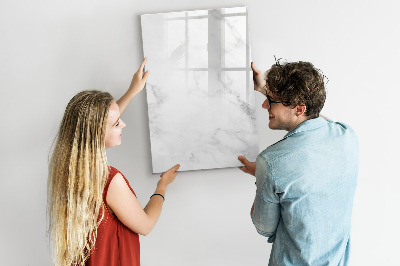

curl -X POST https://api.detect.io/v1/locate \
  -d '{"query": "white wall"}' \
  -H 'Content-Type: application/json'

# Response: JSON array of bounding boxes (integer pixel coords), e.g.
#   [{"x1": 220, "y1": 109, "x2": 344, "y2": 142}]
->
[{"x1": 0, "y1": 0, "x2": 399, "y2": 265}]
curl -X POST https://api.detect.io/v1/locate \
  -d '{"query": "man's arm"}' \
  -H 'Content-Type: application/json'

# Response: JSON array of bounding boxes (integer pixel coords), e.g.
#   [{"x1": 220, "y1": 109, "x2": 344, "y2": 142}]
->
[
  {"x1": 251, "y1": 155, "x2": 280, "y2": 241},
  {"x1": 251, "y1": 62, "x2": 267, "y2": 96},
  {"x1": 251, "y1": 193, "x2": 280, "y2": 240}
]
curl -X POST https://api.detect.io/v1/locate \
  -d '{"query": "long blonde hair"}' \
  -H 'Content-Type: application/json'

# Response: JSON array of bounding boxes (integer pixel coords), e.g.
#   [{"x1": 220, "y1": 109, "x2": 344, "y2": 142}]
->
[{"x1": 48, "y1": 90, "x2": 113, "y2": 265}]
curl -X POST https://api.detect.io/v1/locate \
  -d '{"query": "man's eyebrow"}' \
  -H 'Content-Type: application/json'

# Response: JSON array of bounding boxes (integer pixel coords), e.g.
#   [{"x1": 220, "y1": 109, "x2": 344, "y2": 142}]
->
[{"x1": 112, "y1": 117, "x2": 120, "y2": 126}]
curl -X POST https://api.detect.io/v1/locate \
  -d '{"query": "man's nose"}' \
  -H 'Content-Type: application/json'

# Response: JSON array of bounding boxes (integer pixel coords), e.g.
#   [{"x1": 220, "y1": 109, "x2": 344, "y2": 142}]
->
[{"x1": 262, "y1": 99, "x2": 270, "y2": 109}]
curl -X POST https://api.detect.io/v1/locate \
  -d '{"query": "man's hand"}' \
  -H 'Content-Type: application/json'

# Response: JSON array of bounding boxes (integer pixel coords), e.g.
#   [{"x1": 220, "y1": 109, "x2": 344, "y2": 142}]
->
[
  {"x1": 251, "y1": 62, "x2": 267, "y2": 96},
  {"x1": 238, "y1": 156, "x2": 256, "y2": 176}
]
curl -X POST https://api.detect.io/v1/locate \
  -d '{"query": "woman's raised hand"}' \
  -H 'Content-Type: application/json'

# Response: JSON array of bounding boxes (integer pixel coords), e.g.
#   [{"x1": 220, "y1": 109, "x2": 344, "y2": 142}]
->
[
  {"x1": 116, "y1": 58, "x2": 150, "y2": 114},
  {"x1": 128, "y1": 57, "x2": 150, "y2": 96}
]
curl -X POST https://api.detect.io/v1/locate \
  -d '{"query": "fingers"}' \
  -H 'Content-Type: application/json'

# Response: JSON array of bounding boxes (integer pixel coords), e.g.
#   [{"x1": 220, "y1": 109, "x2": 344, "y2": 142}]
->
[
  {"x1": 161, "y1": 164, "x2": 180, "y2": 176},
  {"x1": 238, "y1": 156, "x2": 249, "y2": 174},
  {"x1": 159, "y1": 164, "x2": 180, "y2": 188},
  {"x1": 139, "y1": 58, "x2": 149, "y2": 83},
  {"x1": 142, "y1": 70, "x2": 150, "y2": 82},
  {"x1": 238, "y1": 166, "x2": 249, "y2": 174},
  {"x1": 139, "y1": 57, "x2": 148, "y2": 72},
  {"x1": 170, "y1": 163, "x2": 180, "y2": 172},
  {"x1": 238, "y1": 156, "x2": 250, "y2": 166}
]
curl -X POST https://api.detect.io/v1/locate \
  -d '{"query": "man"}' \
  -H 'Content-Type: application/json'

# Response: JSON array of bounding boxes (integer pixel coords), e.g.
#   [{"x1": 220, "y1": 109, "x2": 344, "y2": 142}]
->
[{"x1": 239, "y1": 60, "x2": 359, "y2": 265}]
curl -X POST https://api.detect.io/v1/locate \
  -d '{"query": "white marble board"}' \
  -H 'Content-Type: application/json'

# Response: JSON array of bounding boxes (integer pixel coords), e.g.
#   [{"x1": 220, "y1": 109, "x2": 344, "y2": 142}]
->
[{"x1": 141, "y1": 6, "x2": 259, "y2": 173}]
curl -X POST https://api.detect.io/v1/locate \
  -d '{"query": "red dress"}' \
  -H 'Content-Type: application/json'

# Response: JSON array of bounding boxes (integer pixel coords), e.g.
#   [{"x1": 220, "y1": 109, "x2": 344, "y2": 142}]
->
[{"x1": 86, "y1": 166, "x2": 140, "y2": 266}]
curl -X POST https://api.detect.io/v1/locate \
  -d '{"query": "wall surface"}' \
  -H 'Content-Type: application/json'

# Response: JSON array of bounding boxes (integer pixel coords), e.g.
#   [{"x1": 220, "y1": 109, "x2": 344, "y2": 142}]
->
[{"x1": 0, "y1": 0, "x2": 399, "y2": 265}]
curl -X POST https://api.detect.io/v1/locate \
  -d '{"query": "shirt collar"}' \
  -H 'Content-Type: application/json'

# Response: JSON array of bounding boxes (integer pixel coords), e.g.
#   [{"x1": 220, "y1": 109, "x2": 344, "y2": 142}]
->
[{"x1": 284, "y1": 117, "x2": 328, "y2": 139}]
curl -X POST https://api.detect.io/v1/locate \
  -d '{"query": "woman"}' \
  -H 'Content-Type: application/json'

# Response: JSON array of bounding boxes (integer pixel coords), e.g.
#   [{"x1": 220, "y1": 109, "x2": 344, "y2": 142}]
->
[{"x1": 48, "y1": 58, "x2": 179, "y2": 266}]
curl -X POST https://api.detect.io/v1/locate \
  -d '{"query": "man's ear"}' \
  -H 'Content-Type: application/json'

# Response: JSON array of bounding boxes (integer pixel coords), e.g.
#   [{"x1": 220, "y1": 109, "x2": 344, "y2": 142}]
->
[{"x1": 295, "y1": 105, "x2": 306, "y2": 117}]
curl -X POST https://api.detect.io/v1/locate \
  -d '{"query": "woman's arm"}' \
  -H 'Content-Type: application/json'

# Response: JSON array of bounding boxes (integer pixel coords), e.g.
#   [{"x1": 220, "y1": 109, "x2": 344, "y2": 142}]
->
[
  {"x1": 117, "y1": 58, "x2": 150, "y2": 115},
  {"x1": 106, "y1": 164, "x2": 180, "y2": 236}
]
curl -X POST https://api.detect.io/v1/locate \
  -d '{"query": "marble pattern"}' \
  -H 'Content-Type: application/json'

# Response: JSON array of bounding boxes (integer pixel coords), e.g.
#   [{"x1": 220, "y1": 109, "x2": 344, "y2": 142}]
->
[{"x1": 141, "y1": 7, "x2": 259, "y2": 173}]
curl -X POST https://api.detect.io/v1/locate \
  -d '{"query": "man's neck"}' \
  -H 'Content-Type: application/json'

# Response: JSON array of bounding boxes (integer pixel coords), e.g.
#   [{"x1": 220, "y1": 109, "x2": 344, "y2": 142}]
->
[{"x1": 287, "y1": 116, "x2": 310, "y2": 132}]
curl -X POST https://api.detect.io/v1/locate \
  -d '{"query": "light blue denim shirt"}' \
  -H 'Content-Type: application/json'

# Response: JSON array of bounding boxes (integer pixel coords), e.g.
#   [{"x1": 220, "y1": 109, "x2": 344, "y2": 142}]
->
[{"x1": 252, "y1": 117, "x2": 359, "y2": 266}]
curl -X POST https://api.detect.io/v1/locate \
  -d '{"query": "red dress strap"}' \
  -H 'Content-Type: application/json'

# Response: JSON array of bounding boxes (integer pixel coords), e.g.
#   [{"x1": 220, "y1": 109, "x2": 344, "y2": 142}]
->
[
  {"x1": 86, "y1": 166, "x2": 140, "y2": 266},
  {"x1": 104, "y1": 167, "x2": 137, "y2": 203}
]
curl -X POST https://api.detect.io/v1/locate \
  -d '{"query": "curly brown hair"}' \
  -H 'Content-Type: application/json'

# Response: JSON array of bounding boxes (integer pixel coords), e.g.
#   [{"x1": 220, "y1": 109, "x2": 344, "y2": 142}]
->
[{"x1": 266, "y1": 60, "x2": 327, "y2": 118}]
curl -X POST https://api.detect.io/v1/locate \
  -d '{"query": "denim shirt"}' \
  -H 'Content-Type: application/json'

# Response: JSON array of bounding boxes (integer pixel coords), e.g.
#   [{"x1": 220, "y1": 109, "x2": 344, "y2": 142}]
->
[{"x1": 252, "y1": 117, "x2": 359, "y2": 266}]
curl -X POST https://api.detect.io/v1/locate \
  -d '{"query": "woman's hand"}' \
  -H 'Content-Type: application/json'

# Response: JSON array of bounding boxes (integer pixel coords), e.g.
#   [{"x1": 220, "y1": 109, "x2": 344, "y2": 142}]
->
[
  {"x1": 117, "y1": 58, "x2": 150, "y2": 114},
  {"x1": 128, "y1": 57, "x2": 150, "y2": 96},
  {"x1": 251, "y1": 62, "x2": 267, "y2": 96},
  {"x1": 158, "y1": 164, "x2": 180, "y2": 189},
  {"x1": 238, "y1": 156, "x2": 256, "y2": 176}
]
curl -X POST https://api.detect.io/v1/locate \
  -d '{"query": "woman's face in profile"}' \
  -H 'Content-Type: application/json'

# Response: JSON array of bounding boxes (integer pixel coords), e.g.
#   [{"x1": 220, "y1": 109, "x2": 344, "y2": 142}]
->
[{"x1": 105, "y1": 101, "x2": 126, "y2": 149}]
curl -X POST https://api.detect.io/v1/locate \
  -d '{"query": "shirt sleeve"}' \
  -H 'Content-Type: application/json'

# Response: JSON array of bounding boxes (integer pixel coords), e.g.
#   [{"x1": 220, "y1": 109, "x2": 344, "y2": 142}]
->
[{"x1": 251, "y1": 154, "x2": 280, "y2": 243}]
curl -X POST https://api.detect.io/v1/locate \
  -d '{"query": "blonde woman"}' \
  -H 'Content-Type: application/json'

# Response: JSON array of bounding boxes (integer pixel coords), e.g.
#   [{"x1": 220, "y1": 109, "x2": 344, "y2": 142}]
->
[{"x1": 48, "y1": 58, "x2": 180, "y2": 266}]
